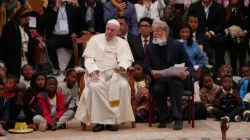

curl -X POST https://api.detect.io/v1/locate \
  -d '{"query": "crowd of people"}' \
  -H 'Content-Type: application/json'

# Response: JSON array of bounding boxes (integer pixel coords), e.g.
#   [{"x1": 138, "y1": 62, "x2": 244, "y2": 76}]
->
[{"x1": 0, "y1": 0, "x2": 249, "y2": 136}]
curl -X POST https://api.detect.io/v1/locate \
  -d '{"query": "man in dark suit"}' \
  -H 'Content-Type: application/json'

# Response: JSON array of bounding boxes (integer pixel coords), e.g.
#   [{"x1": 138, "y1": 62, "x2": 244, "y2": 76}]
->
[
  {"x1": 44, "y1": 0, "x2": 84, "y2": 74},
  {"x1": 79, "y1": 0, "x2": 105, "y2": 33},
  {"x1": 144, "y1": 20, "x2": 193, "y2": 130},
  {"x1": 139, "y1": 17, "x2": 153, "y2": 54},
  {"x1": 187, "y1": 14, "x2": 213, "y2": 61},
  {"x1": 188, "y1": 0, "x2": 226, "y2": 68},
  {"x1": 116, "y1": 16, "x2": 144, "y2": 63}
]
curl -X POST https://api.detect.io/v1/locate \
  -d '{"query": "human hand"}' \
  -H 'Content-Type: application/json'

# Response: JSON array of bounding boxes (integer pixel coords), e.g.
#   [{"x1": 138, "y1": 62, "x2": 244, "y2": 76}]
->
[
  {"x1": 0, "y1": 125, "x2": 6, "y2": 136},
  {"x1": 119, "y1": 2, "x2": 127, "y2": 10},
  {"x1": 90, "y1": 72, "x2": 99, "y2": 83},
  {"x1": 170, "y1": 0, "x2": 177, "y2": 6},
  {"x1": 151, "y1": 71, "x2": 162, "y2": 79},
  {"x1": 205, "y1": 32, "x2": 213, "y2": 39},
  {"x1": 70, "y1": 0, "x2": 79, "y2": 7},
  {"x1": 81, "y1": 30, "x2": 91, "y2": 35},
  {"x1": 237, "y1": 31, "x2": 246, "y2": 38},
  {"x1": 176, "y1": 72, "x2": 188, "y2": 80},
  {"x1": 221, "y1": 120, "x2": 230, "y2": 134}
]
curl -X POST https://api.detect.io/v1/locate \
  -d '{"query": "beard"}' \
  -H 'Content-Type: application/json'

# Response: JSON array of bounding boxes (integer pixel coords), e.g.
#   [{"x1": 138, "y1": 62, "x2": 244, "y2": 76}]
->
[{"x1": 153, "y1": 37, "x2": 167, "y2": 46}]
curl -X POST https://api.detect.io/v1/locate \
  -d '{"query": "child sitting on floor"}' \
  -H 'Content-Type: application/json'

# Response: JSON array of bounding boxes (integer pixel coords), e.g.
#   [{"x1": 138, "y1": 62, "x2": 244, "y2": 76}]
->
[
  {"x1": 27, "y1": 73, "x2": 47, "y2": 96},
  {"x1": 236, "y1": 65, "x2": 249, "y2": 91},
  {"x1": 133, "y1": 62, "x2": 150, "y2": 122},
  {"x1": 35, "y1": 77, "x2": 66, "y2": 131},
  {"x1": 215, "y1": 65, "x2": 237, "y2": 89},
  {"x1": 7, "y1": 83, "x2": 42, "y2": 130},
  {"x1": 20, "y1": 64, "x2": 34, "y2": 88},
  {"x1": 58, "y1": 69, "x2": 78, "y2": 128},
  {"x1": 3, "y1": 75, "x2": 19, "y2": 99},
  {"x1": 194, "y1": 67, "x2": 210, "y2": 102},
  {"x1": 213, "y1": 75, "x2": 244, "y2": 123},
  {"x1": 199, "y1": 74, "x2": 221, "y2": 117},
  {"x1": 0, "y1": 80, "x2": 9, "y2": 135},
  {"x1": 240, "y1": 71, "x2": 250, "y2": 101}
]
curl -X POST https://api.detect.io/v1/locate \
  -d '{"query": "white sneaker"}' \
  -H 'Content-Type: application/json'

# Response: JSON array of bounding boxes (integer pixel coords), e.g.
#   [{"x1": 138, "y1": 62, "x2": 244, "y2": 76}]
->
[
  {"x1": 221, "y1": 116, "x2": 230, "y2": 123},
  {"x1": 234, "y1": 115, "x2": 241, "y2": 123},
  {"x1": 38, "y1": 123, "x2": 48, "y2": 132},
  {"x1": 243, "y1": 110, "x2": 250, "y2": 122}
]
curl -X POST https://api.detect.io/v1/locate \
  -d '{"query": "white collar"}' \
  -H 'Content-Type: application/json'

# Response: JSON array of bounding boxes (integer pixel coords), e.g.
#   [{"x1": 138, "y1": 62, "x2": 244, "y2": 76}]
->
[
  {"x1": 141, "y1": 36, "x2": 150, "y2": 41},
  {"x1": 202, "y1": 1, "x2": 212, "y2": 8},
  {"x1": 222, "y1": 88, "x2": 233, "y2": 94}
]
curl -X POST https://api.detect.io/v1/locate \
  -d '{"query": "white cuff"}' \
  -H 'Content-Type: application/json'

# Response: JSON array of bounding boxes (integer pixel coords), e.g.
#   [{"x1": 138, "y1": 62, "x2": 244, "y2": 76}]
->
[
  {"x1": 194, "y1": 65, "x2": 199, "y2": 71},
  {"x1": 209, "y1": 31, "x2": 215, "y2": 36}
]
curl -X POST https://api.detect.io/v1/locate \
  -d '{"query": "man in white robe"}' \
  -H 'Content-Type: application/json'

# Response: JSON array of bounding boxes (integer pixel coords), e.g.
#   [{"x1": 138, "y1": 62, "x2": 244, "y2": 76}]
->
[{"x1": 75, "y1": 19, "x2": 135, "y2": 132}]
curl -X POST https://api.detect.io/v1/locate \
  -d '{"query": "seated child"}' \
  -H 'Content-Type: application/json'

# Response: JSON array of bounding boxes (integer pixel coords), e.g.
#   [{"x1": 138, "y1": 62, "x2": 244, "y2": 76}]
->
[
  {"x1": 242, "y1": 92, "x2": 250, "y2": 121},
  {"x1": 133, "y1": 62, "x2": 150, "y2": 122},
  {"x1": 212, "y1": 75, "x2": 244, "y2": 123},
  {"x1": 199, "y1": 74, "x2": 221, "y2": 117},
  {"x1": 236, "y1": 65, "x2": 249, "y2": 91},
  {"x1": 3, "y1": 75, "x2": 19, "y2": 99},
  {"x1": 58, "y1": 69, "x2": 78, "y2": 128},
  {"x1": 35, "y1": 77, "x2": 66, "y2": 131},
  {"x1": 215, "y1": 65, "x2": 237, "y2": 89},
  {"x1": 240, "y1": 71, "x2": 250, "y2": 100},
  {"x1": 20, "y1": 64, "x2": 34, "y2": 88},
  {"x1": 0, "y1": 80, "x2": 9, "y2": 135},
  {"x1": 7, "y1": 83, "x2": 42, "y2": 130},
  {"x1": 27, "y1": 73, "x2": 47, "y2": 96},
  {"x1": 194, "y1": 67, "x2": 210, "y2": 102}
]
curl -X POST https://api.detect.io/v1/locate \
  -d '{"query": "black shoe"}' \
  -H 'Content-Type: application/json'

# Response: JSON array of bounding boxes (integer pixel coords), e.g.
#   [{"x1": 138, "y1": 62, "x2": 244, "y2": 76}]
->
[
  {"x1": 173, "y1": 120, "x2": 183, "y2": 130},
  {"x1": 157, "y1": 122, "x2": 167, "y2": 128},
  {"x1": 105, "y1": 125, "x2": 118, "y2": 131},
  {"x1": 93, "y1": 124, "x2": 105, "y2": 132}
]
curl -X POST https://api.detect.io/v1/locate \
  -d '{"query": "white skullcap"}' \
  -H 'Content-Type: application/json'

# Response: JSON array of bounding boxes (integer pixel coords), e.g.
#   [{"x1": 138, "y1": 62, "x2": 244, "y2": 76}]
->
[{"x1": 107, "y1": 19, "x2": 120, "y2": 27}]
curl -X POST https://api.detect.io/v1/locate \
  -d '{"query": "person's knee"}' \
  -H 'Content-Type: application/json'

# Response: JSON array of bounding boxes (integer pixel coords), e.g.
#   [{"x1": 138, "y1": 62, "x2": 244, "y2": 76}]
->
[{"x1": 89, "y1": 82, "x2": 102, "y2": 91}]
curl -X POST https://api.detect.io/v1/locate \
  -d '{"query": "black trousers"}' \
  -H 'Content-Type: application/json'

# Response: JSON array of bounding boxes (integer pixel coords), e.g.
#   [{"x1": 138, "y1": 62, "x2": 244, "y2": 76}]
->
[
  {"x1": 152, "y1": 77, "x2": 183, "y2": 121},
  {"x1": 229, "y1": 38, "x2": 248, "y2": 74},
  {"x1": 212, "y1": 106, "x2": 244, "y2": 121},
  {"x1": 210, "y1": 36, "x2": 226, "y2": 69},
  {"x1": 46, "y1": 35, "x2": 82, "y2": 70}
]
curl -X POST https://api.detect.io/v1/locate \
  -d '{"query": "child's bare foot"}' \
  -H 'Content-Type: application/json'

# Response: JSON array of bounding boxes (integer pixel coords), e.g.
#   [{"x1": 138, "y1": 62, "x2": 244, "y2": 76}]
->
[{"x1": 28, "y1": 124, "x2": 38, "y2": 131}]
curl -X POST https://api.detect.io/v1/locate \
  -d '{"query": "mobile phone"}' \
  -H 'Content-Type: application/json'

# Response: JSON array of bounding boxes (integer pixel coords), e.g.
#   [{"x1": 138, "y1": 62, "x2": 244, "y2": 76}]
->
[{"x1": 122, "y1": 0, "x2": 128, "y2": 9}]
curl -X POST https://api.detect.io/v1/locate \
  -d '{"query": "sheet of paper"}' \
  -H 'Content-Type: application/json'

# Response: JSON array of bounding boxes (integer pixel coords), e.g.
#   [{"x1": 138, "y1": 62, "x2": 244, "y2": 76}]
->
[
  {"x1": 29, "y1": 17, "x2": 37, "y2": 28},
  {"x1": 59, "y1": 20, "x2": 68, "y2": 31},
  {"x1": 153, "y1": 67, "x2": 187, "y2": 77},
  {"x1": 174, "y1": 63, "x2": 185, "y2": 67}
]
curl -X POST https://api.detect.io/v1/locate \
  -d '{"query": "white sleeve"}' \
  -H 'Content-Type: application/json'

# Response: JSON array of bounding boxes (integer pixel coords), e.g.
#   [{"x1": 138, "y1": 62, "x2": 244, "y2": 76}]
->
[{"x1": 84, "y1": 57, "x2": 99, "y2": 74}]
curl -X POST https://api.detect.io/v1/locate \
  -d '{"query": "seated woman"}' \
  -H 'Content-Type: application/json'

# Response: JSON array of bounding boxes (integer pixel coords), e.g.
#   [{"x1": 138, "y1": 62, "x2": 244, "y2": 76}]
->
[
  {"x1": 175, "y1": 23, "x2": 208, "y2": 71},
  {"x1": 199, "y1": 74, "x2": 221, "y2": 117}
]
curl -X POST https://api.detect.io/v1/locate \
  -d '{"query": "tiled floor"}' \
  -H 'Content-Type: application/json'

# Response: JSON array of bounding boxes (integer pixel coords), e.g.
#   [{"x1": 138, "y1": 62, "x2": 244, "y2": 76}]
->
[{"x1": 2, "y1": 118, "x2": 250, "y2": 140}]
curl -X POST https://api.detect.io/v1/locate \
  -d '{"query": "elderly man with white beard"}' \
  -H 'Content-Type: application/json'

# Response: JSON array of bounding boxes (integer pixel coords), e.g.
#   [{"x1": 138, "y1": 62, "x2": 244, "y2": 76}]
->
[
  {"x1": 75, "y1": 19, "x2": 135, "y2": 132},
  {"x1": 144, "y1": 20, "x2": 193, "y2": 130}
]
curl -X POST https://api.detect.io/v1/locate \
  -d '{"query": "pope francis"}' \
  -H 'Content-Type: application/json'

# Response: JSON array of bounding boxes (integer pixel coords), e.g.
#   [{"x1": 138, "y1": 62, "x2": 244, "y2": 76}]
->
[{"x1": 75, "y1": 19, "x2": 135, "y2": 132}]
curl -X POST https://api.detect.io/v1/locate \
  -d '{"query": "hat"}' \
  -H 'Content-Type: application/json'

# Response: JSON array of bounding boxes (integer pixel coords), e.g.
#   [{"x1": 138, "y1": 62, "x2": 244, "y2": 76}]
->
[
  {"x1": 107, "y1": 19, "x2": 120, "y2": 27},
  {"x1": 9, "y1": 122, "x2": 33, "y2": 133}
]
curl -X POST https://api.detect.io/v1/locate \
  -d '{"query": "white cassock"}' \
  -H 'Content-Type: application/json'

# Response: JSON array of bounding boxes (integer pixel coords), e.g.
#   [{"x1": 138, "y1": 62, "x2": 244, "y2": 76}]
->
[{"x1": 75, "y1": 34, "x2": 135, "y2": 125}]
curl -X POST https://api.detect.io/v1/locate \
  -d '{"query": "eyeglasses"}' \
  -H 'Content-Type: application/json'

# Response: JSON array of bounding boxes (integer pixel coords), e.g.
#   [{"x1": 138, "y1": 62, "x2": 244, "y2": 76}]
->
[{"x1": 140, "y1": 25, "x2": 151, "y2": 28}]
